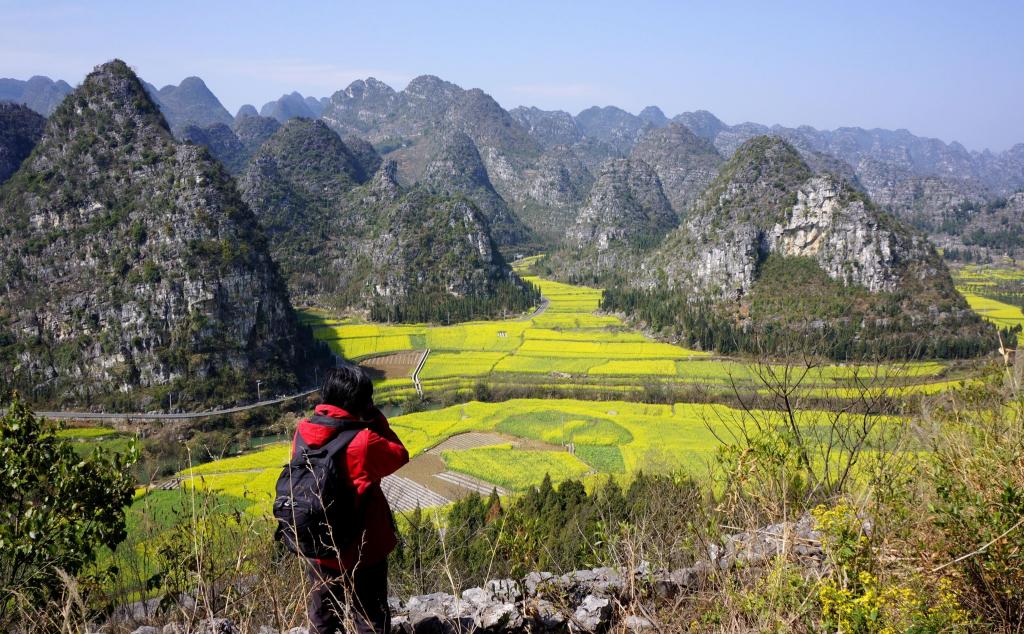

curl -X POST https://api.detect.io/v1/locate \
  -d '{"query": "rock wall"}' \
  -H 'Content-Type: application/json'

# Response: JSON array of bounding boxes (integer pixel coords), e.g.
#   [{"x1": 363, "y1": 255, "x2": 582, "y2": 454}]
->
[{"x1": 128, "y1": 517, "x2": 824, "y2": 634}]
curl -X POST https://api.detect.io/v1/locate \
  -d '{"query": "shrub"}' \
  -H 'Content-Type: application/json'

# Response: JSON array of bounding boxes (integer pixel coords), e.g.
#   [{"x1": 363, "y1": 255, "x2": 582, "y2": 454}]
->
[{"x1": 0, "y1": 397, "x2": 136, "y2": 624}]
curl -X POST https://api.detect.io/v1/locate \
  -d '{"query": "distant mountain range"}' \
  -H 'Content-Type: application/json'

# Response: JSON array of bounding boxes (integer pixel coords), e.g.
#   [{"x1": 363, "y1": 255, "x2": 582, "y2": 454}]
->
[
  {"x1": 5, "y1": 70, "x2": 1019, "y2": 256},
  {"x1": 0, "y1": 63, "x2": 1010, "y2": 408}
]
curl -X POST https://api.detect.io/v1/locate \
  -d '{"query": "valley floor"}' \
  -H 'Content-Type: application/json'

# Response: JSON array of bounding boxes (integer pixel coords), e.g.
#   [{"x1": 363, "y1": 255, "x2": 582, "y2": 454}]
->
[{"x1": 163, "y1": 258, "x2": 992, "y2": 513}]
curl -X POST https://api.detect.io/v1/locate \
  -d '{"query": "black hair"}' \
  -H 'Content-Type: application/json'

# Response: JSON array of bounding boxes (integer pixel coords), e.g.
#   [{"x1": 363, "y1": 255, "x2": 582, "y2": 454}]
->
[{"x1": 320, "y1": 363, "x2": 373, "y2": 413}]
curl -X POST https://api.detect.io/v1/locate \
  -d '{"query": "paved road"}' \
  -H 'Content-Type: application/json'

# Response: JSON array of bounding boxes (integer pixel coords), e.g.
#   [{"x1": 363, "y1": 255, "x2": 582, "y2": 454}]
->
[
  {"x1": 31, "y1": 388, "x2": 320, "y2": 422},
  {"x1": 519, "y1": 297, "x2": 550, "y2": 321},
  {"x1": 411, "y1": 348, "x2": 430, "y2": 396}
]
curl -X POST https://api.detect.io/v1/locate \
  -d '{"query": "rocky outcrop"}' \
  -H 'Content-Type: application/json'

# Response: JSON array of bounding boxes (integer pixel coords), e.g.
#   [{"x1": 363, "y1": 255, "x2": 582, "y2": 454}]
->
[
  {"x1": 0, "y1": 60, "x2": 322, "y2": 409},
  {"x1": 567, "y1": 158, "x2": 675, "y2": 251},
  {"x1": 768, "y1": 176, "x2": 936, "y2": 293},
  {"x1": 647, "y1": 137, "x2": 939, "y2": 298},
  {"x1": 146, "y1": 76, "x2": 233, "y2": 132},
  {"x1": 0, "y1": 75, "x2": 73, "y2": 115},
  {"x1": 630, "y1": 123, "x2": 722, "y2": 215},
  {"x1": 0, "y1": 102, "x2": 45, "y2": 184}
]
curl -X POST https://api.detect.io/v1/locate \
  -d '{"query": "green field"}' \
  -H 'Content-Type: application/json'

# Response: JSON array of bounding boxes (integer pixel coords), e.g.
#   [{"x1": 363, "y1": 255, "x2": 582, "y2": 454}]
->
[
  {"x1": 302, "y1": 259, "x2": 959, "y2": 400},
  {"x1": 955, "y1": 262, "x2": 1024, "y2": 329},
  {"x1": 174, "y1": 397, "x2": 893, "y2": 499},
  {"x1": 138, "y1": 259, "x2": 1012, "y2": 512}
]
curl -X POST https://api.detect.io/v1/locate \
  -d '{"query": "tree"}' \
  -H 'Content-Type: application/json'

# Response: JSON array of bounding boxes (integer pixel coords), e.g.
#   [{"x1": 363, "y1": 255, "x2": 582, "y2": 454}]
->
[{"x1": 0, "y1": 396, "x2": 136, "y2": 622}]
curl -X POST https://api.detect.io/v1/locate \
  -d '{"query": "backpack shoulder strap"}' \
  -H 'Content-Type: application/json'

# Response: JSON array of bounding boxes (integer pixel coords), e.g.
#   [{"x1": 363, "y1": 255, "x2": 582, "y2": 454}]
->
[
  {"x1": 307, "y1": 413, "x2": 372, "y2": 428},
  {"x1": 322, "y1": 427, "x2": 364, "y2": 461}
]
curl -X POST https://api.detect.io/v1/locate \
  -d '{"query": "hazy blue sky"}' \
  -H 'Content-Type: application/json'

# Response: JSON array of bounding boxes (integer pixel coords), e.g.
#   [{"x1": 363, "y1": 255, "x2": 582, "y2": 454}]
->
[{"x1": 2, "y1": 0, "x2": 1021, "y2": 151}]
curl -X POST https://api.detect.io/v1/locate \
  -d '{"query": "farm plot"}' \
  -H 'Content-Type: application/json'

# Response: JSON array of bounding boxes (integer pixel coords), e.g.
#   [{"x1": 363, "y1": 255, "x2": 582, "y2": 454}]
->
[
  {"x1": 954, "y1": 262, "x2": 1024, "y2": 329},
  {"x1": 170, "y1": 396, "x2": 908, "y2": 509},
  {"x1": 301, "y1": 258, "x2": 957, "y2": 402},
  {"x1": 959, "y1": 292, "x2": 1024, "y2": 329},
  {"x1": 440, "y1": 444, "x2": 592, "y2": 491}
]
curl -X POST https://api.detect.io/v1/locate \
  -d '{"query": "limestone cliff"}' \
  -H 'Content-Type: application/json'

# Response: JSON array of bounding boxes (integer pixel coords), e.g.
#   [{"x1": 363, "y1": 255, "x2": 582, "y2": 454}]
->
[{"x1": 0, "y1": 61, "x2": 323, "y2": 409}]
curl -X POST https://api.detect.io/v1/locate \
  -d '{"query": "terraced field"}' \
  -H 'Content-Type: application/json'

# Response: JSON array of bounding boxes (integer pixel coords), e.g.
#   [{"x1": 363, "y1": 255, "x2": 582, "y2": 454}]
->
[
  {"x1": 174, "y1": 397, "x2": 903, "y2": 510},
  {"x1": 955, "y1": 262, "x2": 1024, "y2": 329},
  {"x1": 302, "y1": 259, "x2": 959, "y2": 401}
]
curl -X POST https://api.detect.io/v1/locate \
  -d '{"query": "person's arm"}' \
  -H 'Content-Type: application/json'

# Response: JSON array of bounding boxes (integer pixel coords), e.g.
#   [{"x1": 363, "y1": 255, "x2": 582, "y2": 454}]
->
[{"x1": 348, "y1": 408, "x2": 409, "y2": 492}]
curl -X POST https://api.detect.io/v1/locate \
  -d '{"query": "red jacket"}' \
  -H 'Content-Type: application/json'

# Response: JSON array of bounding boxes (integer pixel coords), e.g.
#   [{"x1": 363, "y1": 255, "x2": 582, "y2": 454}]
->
[{"x1": 291, "y1": 403, "x2": 409, "y2": 570}]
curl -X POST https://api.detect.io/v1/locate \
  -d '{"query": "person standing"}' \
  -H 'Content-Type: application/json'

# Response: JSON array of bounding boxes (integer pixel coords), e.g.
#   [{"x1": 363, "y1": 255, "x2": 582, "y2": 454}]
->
[{"x1": 280, "y1": 364, "x2": 409, "y2": 633}]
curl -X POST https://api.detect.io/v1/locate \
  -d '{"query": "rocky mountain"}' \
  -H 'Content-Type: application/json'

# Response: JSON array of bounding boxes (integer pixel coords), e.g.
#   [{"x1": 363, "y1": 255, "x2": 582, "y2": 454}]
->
[
  {"x1": 105, "y1": 68, "x2": 1018, "y2": 256},
  {"x1": 939, "y1": 192, "x2": 1024, "y2": 260},
  {"x1": 629, "y1": 123, "x2": 722, "y2": 214},
  {"x1": 341, "y1": 134, "x2": 383, "y2": 182},
  {"x1": 421, "y1": 131, "x2": 531, "y2": 245},
  {"x1": 671, "y1": 111, "x2": 1010, "y2": 239},
  {"x1": 179, "y1": 113, "x2": 282, "y2": 175},
  {"x1": 515, "y1": 145, "x2": 596, "y2": 242},
  {"x1": 321, "y1": 75, "x2": 559, "y2": 243},
  {"x1": 620, "y1": 136, "x2": 990, "y2": 358},
  {"x1": 648, "y1": 137, "x2": 910, "y2": 295},
  {"x1": 319, "y1": 77, "x2": 400, "y2": 136},
  {"x1": 0, "y1": 60, "x2": 322, "y2": 409},
  {"x1": 145, "y1": 76, "x2": 233, "y2": 132},
  {"x1": 509, "y1": 107, "x2": 582, "y2": 149},
  {"x1": 566, "y1": 158, "x2": 675, "y2": 251},
  {"x1": 637, "y1": 105, "x2": 669, "y2": 128},
  {"x1": 575, "y1": 106, "x2": 652, "y2": 156},
  {"x1": 259, "y1": 91, "x2": 328, "y2": 122},
  {"x1": 0, "y1": 75, "x2": 72, "y2": 115},
  {"x1": 235, "y1": 104, "x2": 259, "y2": 118},
  {"x1": 0, "y1": 103, "x2": 46, "y2": 184},
  {"x1": 239, "y1": 120, "x2": 533, "y2": 318}
]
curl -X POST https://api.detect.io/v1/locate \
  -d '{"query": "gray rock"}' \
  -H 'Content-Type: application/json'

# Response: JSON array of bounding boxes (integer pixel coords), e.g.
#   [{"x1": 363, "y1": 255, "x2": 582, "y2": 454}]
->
[
  {"x1": 528, "y1": 599, "x2": 567, "y2": 631},
  {"x1": 486, "y1": 578, "x2": 523, "y2": 604},
  {"x1": 461, "y1": 586, "x2": 491, "y2": 606},
  {"x1": 652, "y1": 566, "x2": 702, "y2": 598},
  {"x1": 284, "y1": 628, "x2": 309, "y2": 634},
  {"x1": 130, "y1": 627, "x2": 160, "y2": 634},
  {"x1": 475, "y1": 601, "x2": 523, "y2": 630},
  {"x1": 197, "y1": 618, "x2": 237, "y2": 634},
  {"x1": 559, "y1": 567, "x2": 624, "y2": 598},
  {"x1": 623, "y1": 615, "x2": 655, "y2": 631},
  {"x1": 571, "y1": 594, "x2": 612, "y2": 632},
  {"x1": 162, "y1": 625, "x2": 185, "y2": 634},
  {"x1": 256, "y1": 626, "x2": 279, "y2": 634},
  {"x1": 405, "y1": 592, "x2": 475, "y2": 632},
  {"x1": 524, "y1": 571, "x2": 556, "y2": 597},
  {"x1": 389, "y1": 614, "x2": 412, "y2": 633}
]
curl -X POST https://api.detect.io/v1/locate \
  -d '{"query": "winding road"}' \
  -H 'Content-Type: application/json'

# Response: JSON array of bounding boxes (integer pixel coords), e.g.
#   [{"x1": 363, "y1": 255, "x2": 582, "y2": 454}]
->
[{"x1": 29, "y1": 388, "x2": 320, "y2": 422}]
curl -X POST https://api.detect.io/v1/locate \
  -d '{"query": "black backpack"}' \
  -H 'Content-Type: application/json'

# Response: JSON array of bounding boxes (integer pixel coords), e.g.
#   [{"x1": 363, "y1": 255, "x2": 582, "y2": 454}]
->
[{"x1": 273, "y1": 416, "x2": 365, "y2": 558}]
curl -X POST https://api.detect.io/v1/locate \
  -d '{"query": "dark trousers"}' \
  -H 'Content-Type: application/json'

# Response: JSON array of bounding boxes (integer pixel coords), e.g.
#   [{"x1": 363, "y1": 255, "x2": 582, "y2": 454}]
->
[{"x1": 306, "y1": 558, "x2": 391, "y2": 634}]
